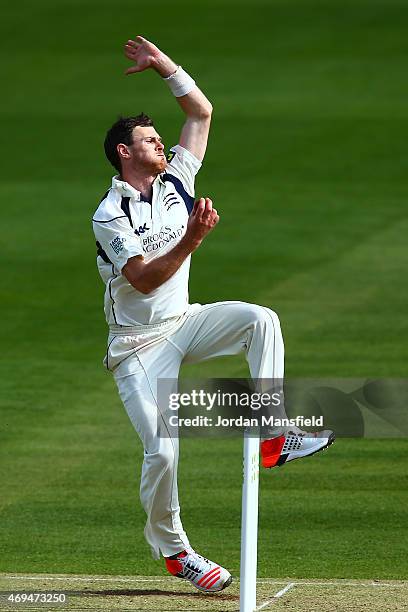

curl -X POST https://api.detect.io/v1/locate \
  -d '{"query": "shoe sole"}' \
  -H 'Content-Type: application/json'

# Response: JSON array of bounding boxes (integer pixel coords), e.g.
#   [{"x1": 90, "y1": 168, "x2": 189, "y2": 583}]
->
[
  {"x1": 275, "y1": 432, "x2": 336, "y2": 467},
  {"x1": 222, "y1": 575, "x2": 233, "y2": 590}
]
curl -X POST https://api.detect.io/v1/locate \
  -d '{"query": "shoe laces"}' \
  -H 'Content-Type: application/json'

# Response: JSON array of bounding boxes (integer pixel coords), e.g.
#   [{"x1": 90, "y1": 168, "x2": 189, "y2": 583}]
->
[
  {"x1": 182, "y1": 550, "x2": 211, "y2": 574},
  {"x1": 286, "y1": 426, "x2": 306, "y2": 437}
]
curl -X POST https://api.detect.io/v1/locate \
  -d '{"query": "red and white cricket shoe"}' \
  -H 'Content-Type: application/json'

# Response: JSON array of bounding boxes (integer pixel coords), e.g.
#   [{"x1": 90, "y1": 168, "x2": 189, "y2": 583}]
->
[
  {"x1": 165, "y1": 549, "x2": 232, "y2": 593},
  {"x1": 261, "y1": 428, "x2": 335, "y2": 468}
]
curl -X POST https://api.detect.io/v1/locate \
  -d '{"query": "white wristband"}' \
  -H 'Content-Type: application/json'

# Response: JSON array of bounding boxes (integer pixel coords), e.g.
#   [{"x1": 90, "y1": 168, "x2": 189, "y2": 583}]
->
[{"x1": 164, "y1": 65, "x2": 196, "y2": 97}]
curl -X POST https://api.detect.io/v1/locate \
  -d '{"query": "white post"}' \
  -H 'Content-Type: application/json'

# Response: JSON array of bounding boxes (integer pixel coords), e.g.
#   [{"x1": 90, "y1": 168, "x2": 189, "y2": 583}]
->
[{"x1": 240, "y1": 433, "x2": 260, "y2": 612}]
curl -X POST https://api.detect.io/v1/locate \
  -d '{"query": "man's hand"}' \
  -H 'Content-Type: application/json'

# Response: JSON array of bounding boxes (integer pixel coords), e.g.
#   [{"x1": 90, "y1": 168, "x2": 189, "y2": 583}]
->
[
  {"x1": 123, "y1": 35, "x2": 212, "y2": 160},
  {"x1": 123, "y1": 197, "x2": 219, "y2": 294},
  {"x1": 184, "y1": 198, "x2": 219, "y2": 250},
  {"x1": 124, "y1": 36, "x2": 176, "y2": 77}
]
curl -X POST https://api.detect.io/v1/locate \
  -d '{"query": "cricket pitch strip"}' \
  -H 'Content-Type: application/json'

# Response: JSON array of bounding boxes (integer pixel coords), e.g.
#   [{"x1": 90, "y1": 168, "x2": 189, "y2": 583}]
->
[{"x1": 0, "y1": 574, "x2": 406, "y2": 611}]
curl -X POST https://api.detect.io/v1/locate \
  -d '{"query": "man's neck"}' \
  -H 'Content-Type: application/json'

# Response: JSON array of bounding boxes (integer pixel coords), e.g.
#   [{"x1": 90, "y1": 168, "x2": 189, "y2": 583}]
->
[{"x1": 120, "y1": 170, "x2": 157, "y2": 202}]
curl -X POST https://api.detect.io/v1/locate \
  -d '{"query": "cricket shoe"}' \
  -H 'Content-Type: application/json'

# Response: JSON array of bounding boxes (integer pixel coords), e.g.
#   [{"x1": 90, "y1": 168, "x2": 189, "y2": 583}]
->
[
  {"x1": 261, "y1": 428, "x2": 335, "y2": 468},
  {"x1": 165, "y1": 549, "x2": 232, "y2": 593}
]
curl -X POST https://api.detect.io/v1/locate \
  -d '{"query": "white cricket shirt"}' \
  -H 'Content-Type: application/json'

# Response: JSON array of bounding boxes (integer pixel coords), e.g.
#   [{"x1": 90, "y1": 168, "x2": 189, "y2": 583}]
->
[{"x1": 92, "y1": 145, "x2": 201, "y2": 326}]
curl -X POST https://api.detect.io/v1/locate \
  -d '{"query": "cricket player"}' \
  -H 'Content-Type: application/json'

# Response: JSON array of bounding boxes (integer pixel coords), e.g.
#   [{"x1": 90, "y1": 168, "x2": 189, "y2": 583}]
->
[{"x1": 92, "y1": 36, "x2": 335, "y2": 593}]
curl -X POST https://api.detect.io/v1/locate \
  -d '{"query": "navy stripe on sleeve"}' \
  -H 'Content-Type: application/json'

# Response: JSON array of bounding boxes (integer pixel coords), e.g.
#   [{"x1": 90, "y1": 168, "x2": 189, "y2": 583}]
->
[
  {"x1": 99, "y1": 189, "x2": 110, "y2": 203},
  {"x1": 92, "y1": 215, "x2": 127, "y2": 224},
  {"x1": 96, "y1": 241, "x2": 112, "y2": 264}
]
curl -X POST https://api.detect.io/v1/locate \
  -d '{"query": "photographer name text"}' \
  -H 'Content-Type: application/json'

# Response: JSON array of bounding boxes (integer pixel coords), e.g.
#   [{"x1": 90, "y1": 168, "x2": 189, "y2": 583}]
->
[{"x1": 168, "y1": 415, "x2": 324, "y2": 428}]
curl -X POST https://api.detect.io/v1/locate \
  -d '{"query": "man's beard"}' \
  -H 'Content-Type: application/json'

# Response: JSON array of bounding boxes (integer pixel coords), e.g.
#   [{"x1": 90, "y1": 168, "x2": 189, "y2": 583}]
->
[{"x1": 148, "y1": 156, "x2": 167, "y2": 175}]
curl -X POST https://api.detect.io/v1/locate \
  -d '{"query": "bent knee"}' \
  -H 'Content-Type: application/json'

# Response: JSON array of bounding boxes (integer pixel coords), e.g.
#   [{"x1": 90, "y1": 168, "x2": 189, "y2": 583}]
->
[
  {"x1": 247, "y1": 304, "x2": 280, "y2": 327},
  {"x1": 144, "y1": 444, "x2": 176, "y2": 473},
  {"x1": 262, "y1": 306, "x2": 280, "y2": 325}
]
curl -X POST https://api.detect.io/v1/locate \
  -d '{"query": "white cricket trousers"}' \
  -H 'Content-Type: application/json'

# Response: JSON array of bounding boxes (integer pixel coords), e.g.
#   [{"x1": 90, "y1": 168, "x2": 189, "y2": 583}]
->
[{"x1": 111, "y1": 301, "x2": 284, "y2": 559}]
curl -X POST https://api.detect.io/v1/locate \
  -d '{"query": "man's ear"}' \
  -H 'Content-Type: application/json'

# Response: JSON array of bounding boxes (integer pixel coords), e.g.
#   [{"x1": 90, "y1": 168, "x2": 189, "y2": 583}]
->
[{"x1": 117, "y1": 143, "x2": 131, "y2": 162}]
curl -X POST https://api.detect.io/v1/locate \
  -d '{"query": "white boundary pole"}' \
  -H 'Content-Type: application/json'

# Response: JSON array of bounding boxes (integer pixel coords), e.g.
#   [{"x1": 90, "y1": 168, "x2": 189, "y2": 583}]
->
[{"x1": 240, "y1": 433, "x2": 260, "y2": 612}]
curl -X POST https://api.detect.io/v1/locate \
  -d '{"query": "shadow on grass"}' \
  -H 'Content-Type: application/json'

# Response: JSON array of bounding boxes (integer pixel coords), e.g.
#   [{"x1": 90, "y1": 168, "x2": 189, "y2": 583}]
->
[{"x1": 80, "y1": 588, "x2": 239, "y2": 601}]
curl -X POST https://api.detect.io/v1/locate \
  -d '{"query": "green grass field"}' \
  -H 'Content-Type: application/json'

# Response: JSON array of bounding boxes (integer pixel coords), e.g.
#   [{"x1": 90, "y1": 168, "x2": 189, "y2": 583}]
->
[{"x1": 1, "y1": 0, "x2": 408, "y2": 606}]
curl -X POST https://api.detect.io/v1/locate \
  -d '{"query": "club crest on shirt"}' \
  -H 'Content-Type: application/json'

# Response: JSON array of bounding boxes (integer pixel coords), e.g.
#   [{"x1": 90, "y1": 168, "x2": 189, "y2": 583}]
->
[
  {"x1": 166, "y1": 151, "x2": 176, "y2": 163},
  {"x1": 164, "y1": 191, "x2": 180, "y2": 211}
]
